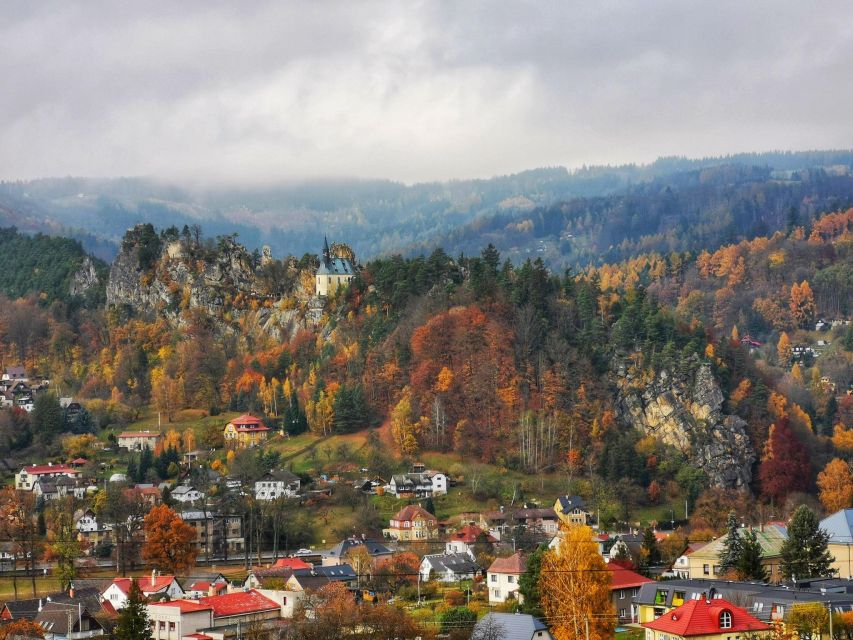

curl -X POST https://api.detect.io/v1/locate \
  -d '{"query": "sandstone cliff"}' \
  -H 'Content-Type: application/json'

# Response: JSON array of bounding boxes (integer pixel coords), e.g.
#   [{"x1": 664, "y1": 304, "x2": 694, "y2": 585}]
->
[
  {"x1": 106, "y1": 226, "x2": 310, "y2": 340},
  {"x1": 616, "y1": 359, "x2": 755, "y2": 489}
]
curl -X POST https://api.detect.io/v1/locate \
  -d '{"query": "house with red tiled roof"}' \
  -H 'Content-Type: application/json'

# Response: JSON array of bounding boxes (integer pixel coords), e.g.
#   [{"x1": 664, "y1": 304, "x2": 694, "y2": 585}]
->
[
  {"x1": 15, "y1": 463, "x2": 81, "y2": 491},
  {"x1": 642, "y1": 597, "x2": 772, "y2": 640},
  {"x1": 243, "y1": 558, "x2": 314, "y2": 589},
  {"x1": 199, "y1": 589, "x2": 281, "y2": 624},
  {"x1": 608, "y1": 561, "x2": 653, "y2": 623},
  {"x1": 382, "y1": 504, "x2": 437, "y2": 541},
  {"x1": 101, "y1": 573, "x2": 184, "y2": 610},
  {"x1": 147, "y1": 600, "x2": 213, "y2": 640},
  {"x1": 445, "y1": 523, "x2": 497, "y2": 555},
  {"x1": 223, "y1": 414, "x2": 270, "y2": 449},
  {"x1": 487, "y1": 552, "x2": 526, "y2": 604}
]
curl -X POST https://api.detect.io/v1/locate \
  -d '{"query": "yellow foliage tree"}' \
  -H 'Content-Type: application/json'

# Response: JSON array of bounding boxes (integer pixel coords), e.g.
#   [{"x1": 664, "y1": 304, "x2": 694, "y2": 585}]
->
[
  {"x1": 768, "y1": 392, "x2": 789, "y2": 421},
  {"x1": 777, "y1": 332, "x2": 792, "y2": 363},
  {"x1": 434, "y1": 367, "x2": 454, "y2": 393},
  {"x1": 164, "y1": 429, "x2": 182, "y2": 452},
  {"x1": 790, "y1": 364, "x2": 804, "y2": 384},
  {"x1": 390, "y1": 388, "x2": 421, "y2": 456},
  {"x1": 817, "y1": 458, "x2": 853, "y2": 513},
  {"x1": 832, "y1": 425, "x2": 853, "y2": 452},
  {"x1": 182, "y1": 429, "x2": 196, "y2": 453},
  {"x1": 790, "y1": 280, "x2": 816, "y2": 328},
  {"x1": 729, "y1": 379, "x2": 752, "y2": 408},
  {"x1": 541, "y1": 523, "x2": 615, "y2": 640}
]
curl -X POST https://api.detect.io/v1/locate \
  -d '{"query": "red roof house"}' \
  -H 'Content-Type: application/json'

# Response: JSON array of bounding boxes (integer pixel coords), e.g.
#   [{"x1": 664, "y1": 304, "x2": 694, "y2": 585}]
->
[
  {"x1": 608, "y1": 561, "x2": 654, "y2": 622},
  {"x1": 197, "y1": 590, "x2": 280, "y2": 622},
  {"x1": 642, "y1": 597, "x2": 772, "y2": 640},
  {"x1": 272, "y1": 557, "x2": 312, "y2": 570}
]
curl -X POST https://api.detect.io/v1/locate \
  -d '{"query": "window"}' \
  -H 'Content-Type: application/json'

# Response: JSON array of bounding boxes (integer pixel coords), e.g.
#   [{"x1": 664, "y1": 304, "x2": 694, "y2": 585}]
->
[
  {"x1": 720, "y1": 610, "x2": 732, "y2": 629},
  {"x1": 159, "y1": 622, "x2": 165, "y2": 629},
  {"x1": 703, "y1": 564, "x2": 710, "y2": 575},
  {"x1": 491, "y1": 575, "x2": 497, "y2": 582},
  {"x1": 619, "y1": 589, "x2": 625, "y2": 599},
  {"x1": 654, "y1": 590, "x2": 668, "y2": 605},
  {"x1": 619, "y1": 609, "x2": 627, "y2": 619},
  {"x1": 633, "y1": 588, "x2": 640, "y2": 597},
  {"x1": 508, "y1": 576, "x2": 515, "y2": 584},
  {"x1": 169, "y1": 622, "x2": 176, "y2": 631}
]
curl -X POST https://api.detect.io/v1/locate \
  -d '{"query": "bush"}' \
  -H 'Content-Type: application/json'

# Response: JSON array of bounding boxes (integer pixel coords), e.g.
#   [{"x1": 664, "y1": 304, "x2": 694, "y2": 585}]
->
[{"x1": 444, "y1": 590, "x2": 465, "y2": 606}]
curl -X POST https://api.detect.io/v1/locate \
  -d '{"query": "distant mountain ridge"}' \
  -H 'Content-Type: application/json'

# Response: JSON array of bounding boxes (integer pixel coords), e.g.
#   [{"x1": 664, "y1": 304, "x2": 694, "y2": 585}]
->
[{"x1": 1, "y1": 149, "x2": 852, "y2": 267}]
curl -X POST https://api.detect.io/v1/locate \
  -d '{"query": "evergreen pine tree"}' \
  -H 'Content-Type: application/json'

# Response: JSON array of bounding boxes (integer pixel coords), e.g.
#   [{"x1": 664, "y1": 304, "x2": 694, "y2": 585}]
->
[
  {"x1": 519, "y1": 544, "x2": 545, "y2": 618},
  {"x1": 781, "y1": 505, "x2": 833, "y2": 580},
  {"x1": 718, "y1": 512, "x2": 743, "y2": 576},
  {"x1": 641, "y1": 527, "x2": 661, "y2": 569},
  {"x1": 736, "y1": 528, "x2": 768, "y2": 582},
  {"x1": 114, "y1": 581, "x2": 150, "y2": 640}
]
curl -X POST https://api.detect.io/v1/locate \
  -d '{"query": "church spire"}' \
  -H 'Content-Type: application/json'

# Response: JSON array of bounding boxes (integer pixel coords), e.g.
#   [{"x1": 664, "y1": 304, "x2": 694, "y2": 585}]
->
[{"x1": 323, "y1": 236, "x2": 331, "y2": 266}]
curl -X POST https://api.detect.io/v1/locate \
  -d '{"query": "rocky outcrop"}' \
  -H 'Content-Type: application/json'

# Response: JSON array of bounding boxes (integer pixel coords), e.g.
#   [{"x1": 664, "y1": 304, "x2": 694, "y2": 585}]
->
[
  {"x1": 69, "y1": 256, "x2": 101, "y2": 296},
  {"x1": 616, "y1": 359, "x2": 755, "y2": 489},
  {"x1": 106, "y1": 225, "x2": 310, "y2": 340}
]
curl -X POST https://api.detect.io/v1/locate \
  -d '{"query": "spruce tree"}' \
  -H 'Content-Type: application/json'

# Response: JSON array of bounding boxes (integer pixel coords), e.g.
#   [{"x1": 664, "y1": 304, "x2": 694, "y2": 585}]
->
[
  {"x1": 641, "y1": 527, "x2": 661, "y2": 568},
  {"x1": 519, "y1": 544, "x2": 545, "y2": 617},
  {"x1": 114, "y1": 581, "x2": 150, "y2": 640},
  {"x1": 780, "y1": 505, "x2": 833, "y2": 580},
  {"x1": 736, "y1": 528, "x2": 768, "y2": 582},
  {"x1": 718, "y1": 511, "x2": 743, "y2": 576}
]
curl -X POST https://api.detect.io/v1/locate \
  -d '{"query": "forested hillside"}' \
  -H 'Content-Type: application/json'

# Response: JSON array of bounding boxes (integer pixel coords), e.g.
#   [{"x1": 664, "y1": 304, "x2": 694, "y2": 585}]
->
[{"x1": 1, "y1": 208, "x2": 851, "y2": 525}]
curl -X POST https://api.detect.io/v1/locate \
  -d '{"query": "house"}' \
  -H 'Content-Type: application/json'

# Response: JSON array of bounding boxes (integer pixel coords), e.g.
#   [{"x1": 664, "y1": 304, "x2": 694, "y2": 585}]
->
[
  {"x1": 254, "y1": 470, "x2": 301, "y2": 501},
  {"x1": 75, "y1": 509, "x2": 113, "y2": 547},
  {"x1": 473, "y1": 613, "x2": 553, "y2": 640},
  {"x1": 383, "y1": 505, "x2": 438, "y2": 541},
  {"x1": 101, "y1": 574, "x2": 184, "y2": 610},
  {"x1": 446, "y1": 523, "x2": 496, "y2": 555},
  {"x1": 35, "y1": 602, "x2": 104, "y2": 640},
  {"x1": 641, "y1": 596, "x2": 772, "y2": 640},
  {"x1": 672, "y1": 542, "x2": 709, "y2": 579},
  {"x1": 684, "y1": 524, "x2": 787, "y2": 582},
  {"x1": 179, "y1": 510, "x2": 244, "y2": 555},
  {"x1": 222, "y1": 414, "x2": 269, "y2": 449},
  {"x1": 385, "y1": 471, "x2": 447, "y2": 498},
  {"x1": 3, "y1": 366, "x2": 28, "y2": 381},
  {"x1": 419, "y1": 551, "x2": 481, "y2": 582},
  {"x1": 15, "y1": 464, "x2": 82, "y2": 491},
  {"x1": 116, "y1": 430, "x2": 163, "y2": 451},
  {"x1": 171, "y1": 485, "x2": 205, "y2": 504},
  {"x1": 243, "y1": 558, "x2": 313, "y2": 589},
  {"x1": 321, "y1": 538, "x2": 392, "y2": 567},
  {"x1": 315, "y1": 237, "x2": 355, "y2": 297},
  {"x1": 608, "y1": 561, "x2": 653, "y2": 623},
  {"x1": 553, "y1": 495, "x2": 591, "y2": 525},
  {"x1": 185, "y1": 575, "x2": 229, "y2": 598},
  {"x1": 0, "y1": 586, "x2": 109, "y2": 621},
  {"x1": 147, "y1": 599, "x2": 214, "y2": 640},
  {"x1": 487, "y1": 552, "x2": 526, "y2": 604},
  {"x1": 481, "y1": 508, "x2": 559, "y2": 542},
  {"x1": 821, "y1": 509, "x2": 853, "y2": 578},
  {"x1": 285, "y1": 564, "x2": 357, "y2": 591},
  {"x1": 740, "y1": 335, "x2": 763, "y2": 348}
]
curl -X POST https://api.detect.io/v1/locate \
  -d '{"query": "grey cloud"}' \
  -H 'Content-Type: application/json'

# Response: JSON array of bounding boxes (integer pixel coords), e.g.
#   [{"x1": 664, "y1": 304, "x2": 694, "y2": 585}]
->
[{"x1": 1, "y1": 0, "x2": 851, "y2": 183}]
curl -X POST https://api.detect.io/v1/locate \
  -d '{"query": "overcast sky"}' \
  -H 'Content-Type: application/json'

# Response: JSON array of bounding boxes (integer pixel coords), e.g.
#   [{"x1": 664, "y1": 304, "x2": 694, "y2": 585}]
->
[{"x1": 1, "y1": 1, "x2": 852, "y2": 184}]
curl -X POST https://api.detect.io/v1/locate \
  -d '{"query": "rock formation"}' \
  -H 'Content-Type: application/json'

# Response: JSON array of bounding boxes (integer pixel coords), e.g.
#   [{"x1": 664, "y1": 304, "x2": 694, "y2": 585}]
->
[
  {"x1": 69, "y1": 256, "x2": 101, "y2": 297},
  {"x1": 616, "y1": 359, "x2": 755, "y2": 489}
]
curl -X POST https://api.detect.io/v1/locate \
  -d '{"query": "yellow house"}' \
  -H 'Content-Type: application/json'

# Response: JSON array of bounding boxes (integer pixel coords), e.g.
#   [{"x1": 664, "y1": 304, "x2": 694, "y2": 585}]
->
[
  {"x1": 383, "y1": 505, "x2": 438, "y2": 541},
  {"x1": 685, "y1": 525, "x2": 786, "y2": 582},
  {"x1": 315, "y1": 237, "x2": 355, "y2": 297},
  {"x1": 223, "y1": 414, "x2": 270, "y2": 449},
  {"x1": 820, "y1": 509, "x2": 853, "y2": 578},
  {"x1": 554, "y1": 495, "x2": 591, "y2": 525}
]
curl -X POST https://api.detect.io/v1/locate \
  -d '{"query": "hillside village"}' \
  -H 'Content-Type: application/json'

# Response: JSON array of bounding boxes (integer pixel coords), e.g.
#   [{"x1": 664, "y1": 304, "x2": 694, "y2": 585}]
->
[{"x1": 0, "y1": 208, "x2": 850, "y2": 640}]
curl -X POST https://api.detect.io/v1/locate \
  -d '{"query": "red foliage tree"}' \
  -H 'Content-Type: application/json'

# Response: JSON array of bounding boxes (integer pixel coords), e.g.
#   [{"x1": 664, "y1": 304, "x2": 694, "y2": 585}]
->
[{"x1": 758, "y1": 418, "x2": 811, "y2": 504}]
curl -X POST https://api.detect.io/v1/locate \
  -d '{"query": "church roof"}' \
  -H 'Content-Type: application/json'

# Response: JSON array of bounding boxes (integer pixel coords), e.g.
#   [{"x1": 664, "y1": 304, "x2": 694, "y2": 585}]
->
[{"x1": 317, "y1": 257, "x2": 354, "y2": 276}]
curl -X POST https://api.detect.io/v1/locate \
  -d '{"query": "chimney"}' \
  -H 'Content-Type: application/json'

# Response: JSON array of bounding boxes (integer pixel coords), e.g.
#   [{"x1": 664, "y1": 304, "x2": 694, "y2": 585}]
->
[
  {"x1": 69, "y1": 584, "x2": 75, "y2": 599},
  {"x1": 38, "y1": 599, "x2": 42, "y2": 612},
  {"x1": 208, "y1": 584, "x2": 216, "y2": 597},
  {"x1": 151, "y1": 569, "x2": 156, "y2": 587}
]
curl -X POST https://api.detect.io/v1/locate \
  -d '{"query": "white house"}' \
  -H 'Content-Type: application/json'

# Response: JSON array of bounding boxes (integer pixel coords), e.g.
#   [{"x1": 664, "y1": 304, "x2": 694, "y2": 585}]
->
[
  {"x1": 147, "y1": 600, "x2": 214, "y2": 640},
  {"x1": 487, "y1": 552, "x2": 526, "y2": 604},
  {"x1": 255, "y1": 470, "x2": 301, "y2": 501},
  {"x1": 75, "y1": 509, "x2": 102, "y2": 534},
  {"x1": 101, "y1": 574, "x2": 184, "y2": 610},
  {"x1": 419, "y1": 551, "x2": 481, "y2": 583},
  {"x1": 171, "y1": 485, "x2": 205, "y2": 504},
  {"x1": 386, "y1": 471, "x2": 447, "y2": 498},
  {"x1": 16, "y1": 464, "x2": 81, "y2": 491}
]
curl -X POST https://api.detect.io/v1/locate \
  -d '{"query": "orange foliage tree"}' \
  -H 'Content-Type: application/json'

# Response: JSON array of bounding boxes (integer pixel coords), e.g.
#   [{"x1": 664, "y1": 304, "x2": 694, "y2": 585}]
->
[
  {"x1": 789, "y1": 281, "x2": 816, "y2": 328},
  {"x1": 817, "y1": 458, "x2": 853, "y2": 513},
  {"x1": 541, "y1": 523, "x2": 614, "y2": 640},
  {"x1": 141, "y1": 504, "x2": 197, "y2": 574}
]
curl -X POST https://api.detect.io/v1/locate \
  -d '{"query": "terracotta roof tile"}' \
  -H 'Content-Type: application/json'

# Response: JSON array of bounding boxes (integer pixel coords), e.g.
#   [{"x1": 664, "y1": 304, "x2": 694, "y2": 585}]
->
[{"x1": 642, "y1": 598, "x2": 771, "y2": 637}]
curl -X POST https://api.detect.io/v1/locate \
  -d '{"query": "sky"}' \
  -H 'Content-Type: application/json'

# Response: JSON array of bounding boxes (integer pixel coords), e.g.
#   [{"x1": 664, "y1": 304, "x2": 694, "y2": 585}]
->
[{"x1": 1, "y1": 1, "x2": 852, "y2": 184}]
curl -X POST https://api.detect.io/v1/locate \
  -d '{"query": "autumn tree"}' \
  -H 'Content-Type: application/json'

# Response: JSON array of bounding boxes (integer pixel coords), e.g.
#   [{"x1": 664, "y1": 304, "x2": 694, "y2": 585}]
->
[
  {"x1": 777, "y1": 332, "x2": 792, "y2": 363},
  {"x1": 541, "y1": 523, "x2": 615, "y2": 640},
  {"x1": 142, "y1": 504, "x2": 197, "y2": 574},
  {"x1": 46, "y1": 502, "x2": 80, "y2": 590},
  {"x1": 114, "y1": 581, "x2": 150, "y2": 640},
  {"x1": 780, "y1": 505, "x2": 833, "y2": 580},
  {"x1": 758, "y1": 419, "x2": 811, "y2": 505},
  {"x1": 0, "y1": 620, "x2": 45, "y2": 640},
  {"x1": 0, "y1": 488, "x2": 40, "y2": 597},
  {"x1": 790, "y1": 280, "x2": 816, "y2": 328},
  {"x1": 818, "y1": 458, "x2": 853, "y2": 513}
]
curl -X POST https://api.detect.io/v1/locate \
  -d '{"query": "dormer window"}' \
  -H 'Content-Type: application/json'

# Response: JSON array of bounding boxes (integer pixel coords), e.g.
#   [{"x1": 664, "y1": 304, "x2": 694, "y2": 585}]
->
[{"x1": 720, "y1": 610, "x2": 732, "y2": 629}]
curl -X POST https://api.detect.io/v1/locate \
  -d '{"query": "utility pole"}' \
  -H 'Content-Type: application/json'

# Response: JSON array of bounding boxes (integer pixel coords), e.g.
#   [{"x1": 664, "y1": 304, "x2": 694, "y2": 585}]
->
[
  {"x1": 827, "y1": 601, "x2": 834, "y2": 640},
  {"x1": 585, "y1": 618, "x2": 590, "y2": 640}
]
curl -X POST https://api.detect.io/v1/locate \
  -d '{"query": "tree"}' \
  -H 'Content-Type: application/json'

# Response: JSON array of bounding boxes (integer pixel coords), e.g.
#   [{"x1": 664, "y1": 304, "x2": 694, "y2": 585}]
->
[
  {"x1": 758, "y1": 420, "x2": 811, "y2": 505},
  {"x1": 790, "y1": 281, "x2": 816, "y2": 328},
  {"x1": 788, "y1": 602, "x2": 828, "y2": 640},
  {"x1": 141, "y1": 504, "x2": 197, "y2": 574},
  {"x1": 440, "y1": 606, "x2": 477, "y2": 639},
  {"x1": 780, "y1": 505, "x2": 833, "y2": 580},
  {"x1": 519, "y1": 544, "x2": 546, "y2": 617},
  {"x1": 777, "y1": 332, "x2": 792, "y2": 363},
  {"x1": 46, "y1": 503, "x2": 80, "y2": 590},
  {"x1": 113, "y1": 581, "x2": 150, "y2": 640},
  {"x1": 0, "y1": 488, "x2": 40, "y2": 597},
  {"x1": 0, "y1": 620, "x2": 44, "y2": 640},
  {"x1": 718, "y1": 512, "x2": 742, "y2": 577},
  {"x1": 817, "y1": 458, "x2": 853, "y2": 513},
  {"x1": 541, "y1": 524, "x2": 615, "y2": 640},
  {"x1": 641, "y1": 526, "x2": 661, "y2": 570},
  {"x1": 736, "y1": 528, "x2": 768, "y2": 582},
  {"x1": 31, "y1": 393, "x2": 63, "y2": 445}
]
